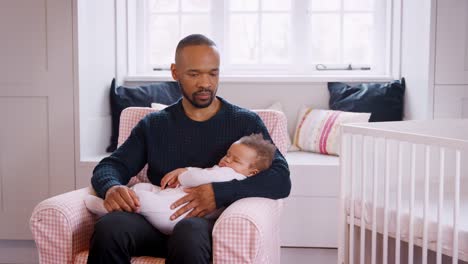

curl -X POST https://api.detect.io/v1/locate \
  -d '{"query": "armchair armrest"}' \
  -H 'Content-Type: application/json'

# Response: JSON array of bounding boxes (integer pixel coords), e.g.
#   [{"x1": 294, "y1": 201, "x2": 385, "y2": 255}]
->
[
  {"x1": 212, "y1": 197, "x2": 283, "y2": 264},
  {"x1": 30, "y1": 187, "x2": 97, "y2": 264}
]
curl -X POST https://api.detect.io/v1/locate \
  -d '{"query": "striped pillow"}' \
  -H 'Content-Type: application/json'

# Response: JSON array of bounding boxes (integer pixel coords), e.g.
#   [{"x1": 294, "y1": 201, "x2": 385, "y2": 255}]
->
[{"x1": 292, "y1": 107, "x2": 371, "y2": 156}]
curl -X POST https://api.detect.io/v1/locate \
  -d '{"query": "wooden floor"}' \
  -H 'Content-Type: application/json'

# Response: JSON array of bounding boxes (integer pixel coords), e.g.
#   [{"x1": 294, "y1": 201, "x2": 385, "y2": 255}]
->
[
  {"x1": 0, "y1": 240, "x2": 338, "y2": 264},
  {"x1": 281, "y1": 247, "x2": 337, "y2": 264}
]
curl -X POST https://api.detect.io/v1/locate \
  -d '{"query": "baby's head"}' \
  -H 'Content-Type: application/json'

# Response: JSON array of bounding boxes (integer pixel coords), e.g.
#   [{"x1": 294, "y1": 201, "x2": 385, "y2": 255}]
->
[{"x1": 218, "y1": 133, "x2": 277, "y2": 176}]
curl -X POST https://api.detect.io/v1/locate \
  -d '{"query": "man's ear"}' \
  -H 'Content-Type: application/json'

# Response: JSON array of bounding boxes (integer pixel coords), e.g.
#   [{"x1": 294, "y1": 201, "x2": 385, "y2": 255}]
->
[
  {"x1": 170, "y1": 63, "x2": 178, "y2": 81},
  {"x1": 248, "y1": 169, "x2": 259, "y2": 176}
]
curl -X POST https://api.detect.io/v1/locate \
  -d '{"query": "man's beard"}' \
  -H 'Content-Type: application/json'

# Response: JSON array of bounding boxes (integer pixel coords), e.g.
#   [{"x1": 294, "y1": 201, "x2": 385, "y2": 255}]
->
[{"x1": 179, "y1": 82, "x2": 216, "y2": 109}]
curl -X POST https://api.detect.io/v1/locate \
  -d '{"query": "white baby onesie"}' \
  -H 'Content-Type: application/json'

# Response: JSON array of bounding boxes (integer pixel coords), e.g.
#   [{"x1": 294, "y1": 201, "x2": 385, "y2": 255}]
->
[{"x1": 84, "y1": 166, "x2": 246, "y2": 235}]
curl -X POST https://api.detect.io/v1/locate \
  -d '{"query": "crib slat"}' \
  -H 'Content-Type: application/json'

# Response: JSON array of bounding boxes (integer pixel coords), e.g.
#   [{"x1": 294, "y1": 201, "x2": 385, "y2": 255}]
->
[
  {"x1": 338, "y1": 133, "x2": 350, "y2": 264},
  {"x1": 408, "y1": 144, "x2": 416, "y2": 263},
  {"x1": 383, "y1": 140, "x2": 390, "y2": 264},
  {"x1": 395, "y1": 142, "x2": 403, "y2": 264},
  {"x1": 360, "y1": 136, "x2": 367, "y2": 264},
  {"x1": 371, "y1": 139, "x2": 378, "y2": 264},
  {"x1": 436, "y1": 148, "x2": 445, "y2": 264},
  {"x1": 422, "y1": 146, "x2": 430, "y2": 264},
  {"x1": 349, "y1": 135, "x2": 356, "y2": 264},
  {"x1": 452, "y1": 150, "x2": 461, "y2": 264}
]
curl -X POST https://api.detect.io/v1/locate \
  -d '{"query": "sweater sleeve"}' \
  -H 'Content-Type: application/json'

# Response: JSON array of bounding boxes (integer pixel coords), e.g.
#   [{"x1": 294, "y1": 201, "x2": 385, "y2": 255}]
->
[
  {"x1": 91, "y1": 117, "x2": 149, "y2": 198},
  {"x1": 211, "y1": 114, "x2": 291, "y2": 208}
]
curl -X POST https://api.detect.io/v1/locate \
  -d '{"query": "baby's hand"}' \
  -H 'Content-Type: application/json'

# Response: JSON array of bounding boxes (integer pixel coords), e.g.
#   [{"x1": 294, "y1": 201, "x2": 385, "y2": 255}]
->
[{"x1": 160, "y1": 168, "x2": 188, "y2": 189}]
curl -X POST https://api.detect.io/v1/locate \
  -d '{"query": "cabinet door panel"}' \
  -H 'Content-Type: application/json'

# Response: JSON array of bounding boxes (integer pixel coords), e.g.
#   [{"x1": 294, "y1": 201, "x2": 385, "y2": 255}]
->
[
  {"x1": 434, "y1": 85, "x2": 468, "y2": 118},
  {"x1": 435, "y1": 0, "x2": 468, "y2": 84},
  {"x1": 0, "y1": 0, "x2": 74, "y2": 239},
  {"x1": 280, "y1": 197, "x2": 338, "y2": 248}
]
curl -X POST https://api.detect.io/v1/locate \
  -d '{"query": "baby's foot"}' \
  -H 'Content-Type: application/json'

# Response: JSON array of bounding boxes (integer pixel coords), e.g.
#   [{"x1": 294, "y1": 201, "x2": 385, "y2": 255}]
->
[{"x1": 84, "y1": 195, "x2": 108, "y2": 217}]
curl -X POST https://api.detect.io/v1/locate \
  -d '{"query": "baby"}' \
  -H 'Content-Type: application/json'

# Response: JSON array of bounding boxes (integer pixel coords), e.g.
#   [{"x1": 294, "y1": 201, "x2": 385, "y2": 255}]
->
[{"x1": 85, "y1": 133, "x2": 277, "y2": 234}]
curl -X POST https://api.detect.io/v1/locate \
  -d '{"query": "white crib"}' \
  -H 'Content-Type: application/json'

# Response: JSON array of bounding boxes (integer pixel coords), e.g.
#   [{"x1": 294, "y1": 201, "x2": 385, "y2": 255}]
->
[{"x1": 338, "y1": 119, "x2": 468, "y2": 264}]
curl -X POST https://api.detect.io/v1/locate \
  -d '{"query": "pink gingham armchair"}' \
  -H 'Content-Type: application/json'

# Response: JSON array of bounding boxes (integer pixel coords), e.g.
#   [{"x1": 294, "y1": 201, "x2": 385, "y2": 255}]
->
[{"x1": 30, "y1": 107, "x2": 289, "y2": 264}]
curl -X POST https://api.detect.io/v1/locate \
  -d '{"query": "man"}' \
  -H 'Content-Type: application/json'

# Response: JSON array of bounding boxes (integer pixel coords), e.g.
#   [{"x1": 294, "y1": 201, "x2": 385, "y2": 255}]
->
[{"x1": 88, "y1": 34, "x2": 291, "y2": 264}]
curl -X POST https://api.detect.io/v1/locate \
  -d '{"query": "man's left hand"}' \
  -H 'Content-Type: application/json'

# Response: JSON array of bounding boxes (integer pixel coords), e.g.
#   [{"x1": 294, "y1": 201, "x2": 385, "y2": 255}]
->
[{"x1": 170, "y1": 183, "x2": 216, "y2": 220}]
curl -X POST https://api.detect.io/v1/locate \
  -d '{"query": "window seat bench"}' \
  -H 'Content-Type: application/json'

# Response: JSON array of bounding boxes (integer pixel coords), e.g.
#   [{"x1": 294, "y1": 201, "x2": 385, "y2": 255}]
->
[{"x1": 281, "y1": 151, "x2": 340, "y2": 248}]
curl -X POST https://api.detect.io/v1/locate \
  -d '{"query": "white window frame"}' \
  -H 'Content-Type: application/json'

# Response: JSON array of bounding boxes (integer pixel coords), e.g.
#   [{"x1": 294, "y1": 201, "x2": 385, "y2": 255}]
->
[{"x1": 122, "y1": 0, "x2": 402, "y2": 82}]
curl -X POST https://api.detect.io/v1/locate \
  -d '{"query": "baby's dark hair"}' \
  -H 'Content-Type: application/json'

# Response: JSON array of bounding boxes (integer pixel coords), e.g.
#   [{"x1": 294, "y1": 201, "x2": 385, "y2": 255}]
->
[{"x1": 238, "y1": 133, "x2": 277, "y2": 171}]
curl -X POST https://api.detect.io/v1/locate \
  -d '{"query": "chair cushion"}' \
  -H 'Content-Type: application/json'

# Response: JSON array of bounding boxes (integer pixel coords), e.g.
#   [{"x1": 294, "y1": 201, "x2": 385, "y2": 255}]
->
[
  {"x1": 264, "y1": 101, "x2": 292, "y2": 150},
  {"x1": 74, "y1": 251, "x2": 165, "y2": 264},
  {"x1": 286, "y1": 151, "x2": 339, "y2": 166}
]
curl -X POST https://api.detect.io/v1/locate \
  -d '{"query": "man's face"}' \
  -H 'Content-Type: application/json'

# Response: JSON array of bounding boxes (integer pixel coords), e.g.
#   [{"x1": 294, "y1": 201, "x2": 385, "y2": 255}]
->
[{"x1": 171, "y1": 45, "x2": 220, "y2": 108}]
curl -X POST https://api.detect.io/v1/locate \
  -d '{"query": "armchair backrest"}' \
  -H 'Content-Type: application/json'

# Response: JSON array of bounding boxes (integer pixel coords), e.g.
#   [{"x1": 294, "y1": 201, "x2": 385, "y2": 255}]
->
[{"x1": 118, "y1": 107, "x2": 288, "y2": 183}]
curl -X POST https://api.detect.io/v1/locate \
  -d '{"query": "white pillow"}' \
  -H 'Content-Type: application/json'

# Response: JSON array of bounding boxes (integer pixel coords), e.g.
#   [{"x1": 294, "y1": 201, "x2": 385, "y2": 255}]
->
[
  {"x1": 292, "y1": 106, "x2": 371, "y2": 156},
  {"x1": 266, "y1": 101, "x2": 283, "y2": 112},
  {"x1": 151, "y1": 103, "x2": 168, "y2": 110}
]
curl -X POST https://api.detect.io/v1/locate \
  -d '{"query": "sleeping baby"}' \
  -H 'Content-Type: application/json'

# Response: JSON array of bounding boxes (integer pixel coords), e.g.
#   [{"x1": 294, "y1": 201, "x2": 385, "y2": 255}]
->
[{"x1": 85, "y1": 133, "x2": 277, "y2": 234}]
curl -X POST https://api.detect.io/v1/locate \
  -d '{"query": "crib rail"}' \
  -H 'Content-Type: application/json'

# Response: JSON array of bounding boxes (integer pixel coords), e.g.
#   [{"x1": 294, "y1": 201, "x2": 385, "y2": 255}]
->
[{"x1": 338, "y1": 120, "x2": 468, "y2": 264}]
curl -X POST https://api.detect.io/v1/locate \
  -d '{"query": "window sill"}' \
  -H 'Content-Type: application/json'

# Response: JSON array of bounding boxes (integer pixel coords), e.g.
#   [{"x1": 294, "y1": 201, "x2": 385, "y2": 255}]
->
[{"x1": 125, "y1": 74, "x2": 397, "y2": 84}]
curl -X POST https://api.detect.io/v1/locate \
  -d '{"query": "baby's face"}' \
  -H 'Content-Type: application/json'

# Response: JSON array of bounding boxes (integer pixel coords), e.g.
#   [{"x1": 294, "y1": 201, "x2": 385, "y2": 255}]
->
[{"x1": 218, "y1": 142, "x2": 258, "y2": 176}]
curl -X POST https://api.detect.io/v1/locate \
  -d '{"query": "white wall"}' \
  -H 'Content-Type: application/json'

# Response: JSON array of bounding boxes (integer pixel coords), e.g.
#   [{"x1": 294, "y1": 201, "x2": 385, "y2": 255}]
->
[
  {"x1": 219, "y1": 82, "x2": 330, "y2": 135},
  {"x1": 77, "y1": 0, "x2": 116, "y2": 161},
  {"x1": 400, "y1": 0, "x2": 435, "y2": 120}
]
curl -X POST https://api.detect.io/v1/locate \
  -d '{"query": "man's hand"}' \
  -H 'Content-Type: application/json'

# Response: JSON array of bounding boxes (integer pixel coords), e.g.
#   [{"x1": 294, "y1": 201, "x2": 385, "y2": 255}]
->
[
  {"x1": 104, "y1": 185, "x2": 140, "y2": 213},
  {"x1": 170, "y1": 183, "x2": 216, "y2": 220},
  {"x1": 161, "y1": 168, "x2": 188, "y2": 189}
]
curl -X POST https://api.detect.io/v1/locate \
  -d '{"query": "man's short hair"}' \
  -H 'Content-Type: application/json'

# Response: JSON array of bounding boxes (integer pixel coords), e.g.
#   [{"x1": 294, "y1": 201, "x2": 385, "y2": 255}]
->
[
  {"x1": 238, "y1": 133, "x2": 277, "y2": 171},
  {"x1": 175, "y1": 34, "x2": 217, "y2": 61}
]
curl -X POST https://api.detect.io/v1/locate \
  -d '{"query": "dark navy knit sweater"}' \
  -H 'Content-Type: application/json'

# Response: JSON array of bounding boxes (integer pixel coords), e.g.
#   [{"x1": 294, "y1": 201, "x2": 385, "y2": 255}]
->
[{"x1": 91, "y1": 97, "x2": 291, "y2": 208}]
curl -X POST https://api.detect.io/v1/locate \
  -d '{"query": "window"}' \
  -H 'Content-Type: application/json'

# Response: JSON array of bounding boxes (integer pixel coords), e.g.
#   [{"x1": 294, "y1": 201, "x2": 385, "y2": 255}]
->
[{"x1": 129, "y1": 0, "x2": 397, "y2": 78}]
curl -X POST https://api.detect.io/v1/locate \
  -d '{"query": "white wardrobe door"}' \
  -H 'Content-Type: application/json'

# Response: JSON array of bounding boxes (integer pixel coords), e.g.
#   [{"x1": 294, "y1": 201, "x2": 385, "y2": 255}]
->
[
  {"x1": 0, "y1": 0, "x2": 75, "y2": 239},
  {"x1": 434, "y1": 85, "x2": 468, "y2": 119},
  {"x1": 435, "y1": 0, "x2": 468, "y2": 84}
]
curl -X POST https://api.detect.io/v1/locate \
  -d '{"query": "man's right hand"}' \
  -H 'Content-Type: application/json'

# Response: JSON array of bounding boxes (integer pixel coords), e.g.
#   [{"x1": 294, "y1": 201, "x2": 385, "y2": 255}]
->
[{"x1": 104, "y1": 185, "x2": 140, "y2": 213}]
